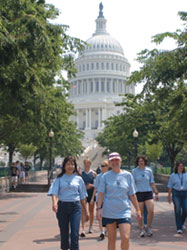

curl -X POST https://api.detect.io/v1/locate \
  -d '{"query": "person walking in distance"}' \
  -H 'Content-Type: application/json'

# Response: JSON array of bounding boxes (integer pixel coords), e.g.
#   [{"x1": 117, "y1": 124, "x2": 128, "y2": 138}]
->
[
  {"x1": 90, "y1": 160, "x2": 110, "y2": 240},
  {"x1": 168, "y1": 162, "x2": 187, "y2": 234},
  {"x1": 132, "y1": 155, "x2": 159, "y2": 237},
  {"x1": 48, "y1": 156, "x2": 89, "y2": 250},
  {"x1": 97, "y1": 152, "x2": 141, "y2": 250},
  {"x1": 80, "y1": 158, "x2": 97, "y2": 237}
]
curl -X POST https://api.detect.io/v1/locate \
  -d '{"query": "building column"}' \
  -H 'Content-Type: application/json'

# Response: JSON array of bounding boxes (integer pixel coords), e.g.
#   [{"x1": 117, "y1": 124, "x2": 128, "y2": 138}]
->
[
  {"x1": 76, "y1": 109, "x2": 79, "y2": 129},
  {"x1": 89, "y1": 108, "x2": 92, "y2": 129},
  {"x1": 98, "y1": 108, "x2": 101, "y2": 127}
]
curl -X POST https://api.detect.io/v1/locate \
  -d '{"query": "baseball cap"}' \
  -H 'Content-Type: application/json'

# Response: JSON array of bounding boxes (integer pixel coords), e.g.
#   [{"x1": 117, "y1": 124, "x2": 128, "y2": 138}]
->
[{"x1": 108, "y1": 152, "x2": 121, "y2": 161}]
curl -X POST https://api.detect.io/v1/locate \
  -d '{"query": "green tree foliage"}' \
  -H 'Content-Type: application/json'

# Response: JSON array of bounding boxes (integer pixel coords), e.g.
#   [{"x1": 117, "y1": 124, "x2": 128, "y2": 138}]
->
[
  {"x1": 0, "y1": 0, "x2": 85, "y2": 164},
  {"x1": 18, "y1": 143, "x2": 37, "y2": 161}
]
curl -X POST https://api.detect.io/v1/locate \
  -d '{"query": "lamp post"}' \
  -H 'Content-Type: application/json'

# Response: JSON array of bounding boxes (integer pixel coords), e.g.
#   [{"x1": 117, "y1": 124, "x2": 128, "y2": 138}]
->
[
  {"x1": 48, "y1": 129, "x2": 54, "y2": 185},
  {"x1": 133, "y1": 129, "x2": 139, "y2": 166}
]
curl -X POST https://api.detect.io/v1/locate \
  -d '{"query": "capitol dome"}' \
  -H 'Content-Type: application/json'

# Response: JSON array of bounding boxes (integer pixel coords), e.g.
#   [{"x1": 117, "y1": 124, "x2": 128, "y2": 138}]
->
[
  {"x1": 69, "y1": 2, "x2": 135, "y2": 143},
  {"x1": 84, "y1": 34, "x2": 124, "y2": 55}
]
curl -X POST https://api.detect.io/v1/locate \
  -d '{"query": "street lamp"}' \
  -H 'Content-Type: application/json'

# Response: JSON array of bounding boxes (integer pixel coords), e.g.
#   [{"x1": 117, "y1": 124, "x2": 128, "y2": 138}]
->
[
  {"x1": 48, "y1": 129, "x2": 54, "y2": 185},
  {"x1": 133, "y1": 129, "x2": 139, "y2": 165}
]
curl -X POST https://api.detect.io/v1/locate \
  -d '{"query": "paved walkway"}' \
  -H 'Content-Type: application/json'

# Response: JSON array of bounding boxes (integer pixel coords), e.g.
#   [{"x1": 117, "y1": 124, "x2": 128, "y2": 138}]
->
[{"x1": 0, "y1": 192, "x2": 186, "y2": 250}]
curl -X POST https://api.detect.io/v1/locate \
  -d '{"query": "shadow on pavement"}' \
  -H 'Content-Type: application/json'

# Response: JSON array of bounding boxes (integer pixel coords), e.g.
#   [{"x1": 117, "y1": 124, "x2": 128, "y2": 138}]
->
[{"x1": 33, "y1": 234, "x2": 60, "y2": 244}]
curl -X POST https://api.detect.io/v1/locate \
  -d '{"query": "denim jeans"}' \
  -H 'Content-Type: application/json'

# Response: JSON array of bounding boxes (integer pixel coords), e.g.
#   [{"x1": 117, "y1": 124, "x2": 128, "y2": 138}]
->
[
  {"x1": 57, "y1": 201, "x2": 81, "y2": 250},
  {"x1": 172, "y1": 189, "x2": 187, "y2": 230}
]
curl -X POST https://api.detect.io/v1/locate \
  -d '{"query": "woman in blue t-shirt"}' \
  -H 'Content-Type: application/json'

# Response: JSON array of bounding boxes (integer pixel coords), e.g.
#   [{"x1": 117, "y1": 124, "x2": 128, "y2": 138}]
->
[
  {"x1": 168, "y1": 162, "x2": 187, "y2": 234},
  {"x1": 48, "y1": 156, "x2": 89, "y2": 250},
  {"x1": 97, "y1": 152, "x2": 141, "y2": 250},
  {"x1": 132, "y1": 155, "x2": 159, "y2": 237}
]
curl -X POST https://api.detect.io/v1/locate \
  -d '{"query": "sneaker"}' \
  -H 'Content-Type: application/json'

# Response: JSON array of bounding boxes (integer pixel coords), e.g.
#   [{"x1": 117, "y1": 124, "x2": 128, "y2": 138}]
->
[
  {"x1": 99, "y1": 232, "x2": 105, "y2": 240},
  {"x1": 182, "y1": 225, "x2": 186, "y2": 231},
  {"x1": 147, "y1": 227, "x2": 153, "y2": 237},
  {"x1": 88, "y1": 228, "x2": 93, "y2": 233},
  {"x1": 177, "y1": 229, "x2": 182, "y2": 234},
  {"x1": 139, "y1": 229, "x2": 145, "y2": 237},
  {"x1": 144, "y1": 224, "x2": 148, "y2": 232},
  {"x1": 80, "y1": 232, "x2": 86, "y2": 237}
]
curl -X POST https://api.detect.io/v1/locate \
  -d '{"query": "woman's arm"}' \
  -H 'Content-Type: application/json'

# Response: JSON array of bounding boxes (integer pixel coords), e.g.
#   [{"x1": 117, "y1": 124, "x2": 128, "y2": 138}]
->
[
  {"x1": 90, "y1": 187, "x2": 97, "y2": 204},
  {"x1": 96, "y1": 192, "x2": 104, "y2": 221},
  {"x1": 168, "y1": 188, "x2": 172, "y2": 204},
  {"x1": 52, "y1": 195, "x2": 58, "y2": 213},
  {"x1": 129, "y1": 194, "x2": 142, "y2": 221},
  {"x1": 80, "y1": 199, "x2": 89, "y2": 222},
  {"x1": 150, "y1": 183, "x2": 159, "y2": 201}
]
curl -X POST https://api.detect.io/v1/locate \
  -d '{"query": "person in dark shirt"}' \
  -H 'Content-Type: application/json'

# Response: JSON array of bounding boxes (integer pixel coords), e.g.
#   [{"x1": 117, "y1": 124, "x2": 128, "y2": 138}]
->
[{"x1": 11, "y1": 162, "x2": 18, "y2": 189}]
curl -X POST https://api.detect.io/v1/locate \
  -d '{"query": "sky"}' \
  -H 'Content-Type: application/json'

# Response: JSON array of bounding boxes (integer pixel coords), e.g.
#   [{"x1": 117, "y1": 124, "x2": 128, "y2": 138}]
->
[{"x1": 45, "y1": 0, "x2": 186, "y2": 93}]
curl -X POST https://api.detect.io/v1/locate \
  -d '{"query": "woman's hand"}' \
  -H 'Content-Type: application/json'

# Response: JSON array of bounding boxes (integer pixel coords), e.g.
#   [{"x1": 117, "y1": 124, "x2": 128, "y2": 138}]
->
[
  {"x1": 155, "y1": 193, "x2": 159, "y2": 201},
  {"x1": 52, "y1": 202, "x2": 58, "y2": 213},
  {"x1": 96, "y1": 208, "x2": 102, "y2": 221},
  {"x1": 168, "y1": 194, "x2": 172, "y2": 204},
  {"x1": 136, "y1": 210, "x2": 142, "y2": 222}
]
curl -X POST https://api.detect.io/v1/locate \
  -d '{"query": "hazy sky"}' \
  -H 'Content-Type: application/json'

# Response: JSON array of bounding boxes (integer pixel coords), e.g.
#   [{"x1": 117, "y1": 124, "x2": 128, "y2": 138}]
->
[{"x1": 46, "y1": 0, "x2": 186, "y2": 92}]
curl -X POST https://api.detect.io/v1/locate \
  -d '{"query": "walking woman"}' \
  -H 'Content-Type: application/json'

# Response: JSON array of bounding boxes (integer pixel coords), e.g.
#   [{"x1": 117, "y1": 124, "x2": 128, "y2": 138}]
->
[
  {"x1": 132, "y1": 155, "x2": 159, "y2": 237},
  {"x1": 90, "y1": 160, "x2": 110, "y2": 240},
  {"x1": 48, "y1": 156, "x2": 89, "y2": 250},
  {"x1": 97, "y1": 152, "x2": 141, "y2": 250},
  {"x1": 168, "y1": 162, "x2": 187, "y2": 234}
]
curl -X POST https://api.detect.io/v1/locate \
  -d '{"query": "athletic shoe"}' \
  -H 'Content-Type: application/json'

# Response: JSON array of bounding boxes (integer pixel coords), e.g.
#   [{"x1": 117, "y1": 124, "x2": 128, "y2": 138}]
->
[
  {"x1": 177, "y1": 229, "x2": 182, "y2": 234},
  {"x1": 182, "y1": 225, "x2": 186, "y2": 231},
  {"x1": 139, "y1": 229, "x2": 145, "y2": 237},
  {"x1": 99, "y1": 232, "x2": 105, "y2": 240},
  {"x1": 80, "y1": 232, "x2": 86, "y2": 237},
  {"x1": 144, "y1": 224, "x2": 148, "y2": 232},
  {"x1": 88, "y1": 228, "x2": 93, "y2": 233},
  {"x1": 147, "y1": 227, "x2": 153, "y2": 237}
]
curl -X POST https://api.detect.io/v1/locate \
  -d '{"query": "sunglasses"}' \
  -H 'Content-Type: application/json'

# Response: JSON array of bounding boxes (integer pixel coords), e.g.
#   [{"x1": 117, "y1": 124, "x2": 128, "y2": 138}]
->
[{"x1": 101, "y1": 164, "x2": 108, "y2": 168}]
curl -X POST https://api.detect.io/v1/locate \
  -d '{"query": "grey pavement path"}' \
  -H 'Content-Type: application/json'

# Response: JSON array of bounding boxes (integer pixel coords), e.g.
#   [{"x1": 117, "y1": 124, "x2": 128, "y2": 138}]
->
[{"x1": 0, "y1": 192, "x2": 187, "y2": 250}]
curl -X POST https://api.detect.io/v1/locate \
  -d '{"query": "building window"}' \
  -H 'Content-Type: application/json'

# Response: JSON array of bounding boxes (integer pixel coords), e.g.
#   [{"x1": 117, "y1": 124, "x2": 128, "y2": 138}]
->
[
  {"x1": 101, "y1": 81, "x2": 105, "y2": 92},
  {"x1": 120, "y1": 64, "x2": 122, "y2": 71},
  {"x1": 83, "y1": 64, "x2": 85, "y2": 71},
  {"x1": 116, "y1": 64, "x2": 118, "y2": 70},
  {"x1": 95, "y1": 120, "x2": 98, "y2": 128},
  {"x1": 107, "y1": 80, "x2": 110, "y2": 92},
  {"x1": 106, "y1": 63, "x2": 109, "y2": 69},
  {"x1": 113, "y1": 81, "x2": 115, "y2": 92},
  {"x1": 101, "y1": 63, "x2": 104, "y2": 69},
  {"x1": 79, "y1": 65, "x2": 81, "y2": 72},
  {"x1": 111, "y1": 63, "x2": 114, "y2": 70},
  {"x1": 96, "y1": 81, "x2": 99, "y2": 92},
  {"x1": 87, "y1": 64, "x2": 89, "y2": 70},
  {"x1": 91, "y1": 63, "x2": 94, "y2": 70},
  {"x1": 90, "y1": 81, "x2": 93, "y2": 92},
  {"x1": 78, "y1": 82, "x2": 81, "y2": 94},
  {"x1": 96, "y1": 63, "x2": 99, "y2": 70}
]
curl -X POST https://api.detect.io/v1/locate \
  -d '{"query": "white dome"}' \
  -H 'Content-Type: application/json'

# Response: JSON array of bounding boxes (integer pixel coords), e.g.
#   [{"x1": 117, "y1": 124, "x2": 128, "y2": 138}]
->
[{"x1": 84, "y1": 34, "x2": 124, "y2": 55}]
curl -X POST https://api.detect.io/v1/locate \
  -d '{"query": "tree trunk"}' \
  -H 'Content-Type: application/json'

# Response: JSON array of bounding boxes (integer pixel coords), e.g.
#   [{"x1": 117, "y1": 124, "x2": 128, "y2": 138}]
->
[{"x1": 8, "y1": 144, "x2": 15, "y2": 167}]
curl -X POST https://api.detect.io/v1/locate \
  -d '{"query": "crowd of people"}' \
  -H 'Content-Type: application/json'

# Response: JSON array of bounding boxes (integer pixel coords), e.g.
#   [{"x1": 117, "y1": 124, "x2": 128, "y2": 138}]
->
[
  {"x1": 48, "y1": 153, "x2": 187, "y2": 250},
  {"x1": 10, "y1": 160, "x2": 31, "y2": 188}
]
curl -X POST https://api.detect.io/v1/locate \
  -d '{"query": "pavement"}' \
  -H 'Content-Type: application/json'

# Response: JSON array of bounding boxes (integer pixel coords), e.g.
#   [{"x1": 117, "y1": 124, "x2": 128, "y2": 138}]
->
[{"x1": 0, "y1": 191, "x2": 187, "y2": 250}]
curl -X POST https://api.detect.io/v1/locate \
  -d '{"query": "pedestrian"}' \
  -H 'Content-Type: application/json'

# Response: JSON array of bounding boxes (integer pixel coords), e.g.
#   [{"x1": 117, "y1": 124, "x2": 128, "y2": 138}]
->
[
  {"x1": 168, "y1": 162, "x2": 187, "y2": 234},
  {"x1": 90, "y1": 160, "x2": 110, "y2": 240},
  {"x1": 48, "y1": 156, "x2": 89, "y2": 250},
  {"x1": 10, "y1": 162, "x2": 18, "y2": 189},
  {"x1": 132, "y1": 155, "x2": 159, "y2": 237},
  {"x1": 20, "y1": 162, "x2": 25, "y2": 184},
  {"x1": 24, "y1": 161, "x2": 31, "y2": 182},
  {"x1": 97, "y1": 152, "x2": 141, "y2": 250},
  {"x1": 80, "y1": 158, "x2": 97, "y2": 237}
]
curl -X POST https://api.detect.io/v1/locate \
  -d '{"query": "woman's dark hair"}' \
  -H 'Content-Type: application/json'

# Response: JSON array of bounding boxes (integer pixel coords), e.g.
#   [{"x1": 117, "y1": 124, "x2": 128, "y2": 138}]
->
[
  {"x1": 57, "y1": 156, "x2": 78, "y2": 177},
  {"x1": 174, "y1": 162, "x2": 185, "y2": 173},
  {"x1": 135, "y1": 155, "x2": 148, "y2": 167}
]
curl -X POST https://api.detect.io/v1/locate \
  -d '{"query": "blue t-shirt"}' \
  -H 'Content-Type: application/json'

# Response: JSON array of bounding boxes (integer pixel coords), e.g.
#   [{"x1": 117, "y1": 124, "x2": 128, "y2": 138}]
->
[
  {"x1": 98, "y1": 170, "x2": 136, "y2": 219},
  {"x1": 94, "y1": 172, "x2": 104, "y2": 200},
  {"x1": 168, "y1": 173, "x2": 187, "y2": 191},
  {"x1": 132, "y1": 166, "x2": 154, "y2": 192},
  {"x1": 48, "y1": 174, "x2": 87, "y2": 202}
]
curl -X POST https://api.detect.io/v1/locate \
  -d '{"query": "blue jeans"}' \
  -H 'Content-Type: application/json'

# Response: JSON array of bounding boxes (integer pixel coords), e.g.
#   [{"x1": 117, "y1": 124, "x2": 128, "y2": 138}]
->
[
  {"x1": 57, "y1": 201, "x2": 81, "y2": 250},
  {"x1": 172, "y1": 189, "x2": 187, "y2": 230}
]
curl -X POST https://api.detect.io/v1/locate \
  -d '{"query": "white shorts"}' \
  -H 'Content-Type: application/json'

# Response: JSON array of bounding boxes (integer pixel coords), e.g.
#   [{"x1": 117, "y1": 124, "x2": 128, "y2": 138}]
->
[{"x1": 11, "y1": 176, "x2": 18, "y2": 182}]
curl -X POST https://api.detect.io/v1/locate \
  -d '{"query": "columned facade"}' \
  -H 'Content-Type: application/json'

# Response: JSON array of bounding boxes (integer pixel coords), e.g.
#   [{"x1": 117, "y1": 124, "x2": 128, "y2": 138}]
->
[{"x1": 69, "y1": 3, "x2": 135, "y2": 144}]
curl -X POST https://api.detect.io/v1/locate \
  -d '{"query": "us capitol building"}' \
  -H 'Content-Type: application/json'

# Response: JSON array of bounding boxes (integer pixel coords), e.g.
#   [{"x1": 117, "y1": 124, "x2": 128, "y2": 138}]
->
[{"x1": 69, "y1": 3, "x2": 135, "y2": 146}]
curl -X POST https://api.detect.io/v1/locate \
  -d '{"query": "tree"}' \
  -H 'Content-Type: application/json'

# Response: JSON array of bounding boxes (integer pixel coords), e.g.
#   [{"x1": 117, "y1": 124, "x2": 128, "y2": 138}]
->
[
  {"x1": 126, "y1": 11, "x2": 187, "y2": 170},
  {"x1": 18, "y1": 143, "x2": 37, "y2": 161},
  {"x1": 0, "y1": 0, "x2": 85, "y2": 164}
]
